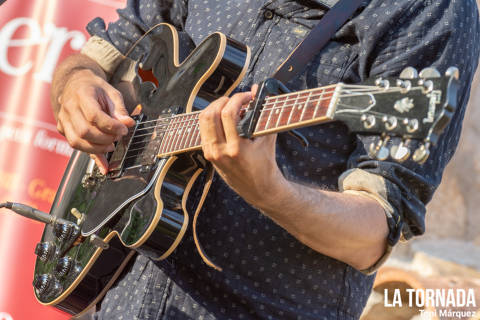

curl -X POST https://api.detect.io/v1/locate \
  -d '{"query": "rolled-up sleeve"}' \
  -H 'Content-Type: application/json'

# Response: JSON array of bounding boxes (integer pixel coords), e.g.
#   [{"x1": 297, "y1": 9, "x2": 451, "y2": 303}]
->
[
  {"x1": 341, "y1": 0, "x2": 480, "y2": 249},
  {"x1": 81, "y1": 0, "x2": 189, "y2": 79}
]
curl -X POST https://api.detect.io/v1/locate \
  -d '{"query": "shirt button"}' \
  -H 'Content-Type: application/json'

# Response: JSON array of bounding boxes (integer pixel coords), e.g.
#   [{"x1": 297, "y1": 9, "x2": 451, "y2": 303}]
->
[{"x1": 264, "y1": 10, "x2": 274, "y2": 20}]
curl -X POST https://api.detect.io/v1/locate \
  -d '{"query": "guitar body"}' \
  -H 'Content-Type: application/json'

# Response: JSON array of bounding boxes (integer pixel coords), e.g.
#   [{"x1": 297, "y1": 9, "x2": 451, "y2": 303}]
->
[{"x1": 33, "y1": 24, "x2": 250, "y2": 316}]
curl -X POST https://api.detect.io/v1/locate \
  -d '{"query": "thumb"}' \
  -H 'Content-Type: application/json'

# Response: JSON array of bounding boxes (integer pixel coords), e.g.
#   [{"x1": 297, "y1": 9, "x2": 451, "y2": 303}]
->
[{"x1": 105, "y1": 88, "x2": 136, "y2": 127}]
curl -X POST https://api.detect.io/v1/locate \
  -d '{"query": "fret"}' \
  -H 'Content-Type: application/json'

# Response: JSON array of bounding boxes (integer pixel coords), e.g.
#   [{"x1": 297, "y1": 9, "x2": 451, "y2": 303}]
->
[
  {"x1": 264, "y1": 97, "x2": 279, "y2": 130},
  {"x1": 255, "y1": 98, "x2": 273, "y2": 132},
  {"x1": 312, "y1": 87, "x2": 325, "y2": 119},
  {"x1": 178, "y1": 113, "x2": 194, "y2": 150},
  {"x1": 164, "y1": 116, "x2": 181, "y2": 154},
  {"x1": 286, "y1": 93, "x2": 297, "y2": 126},
  {"x1": 194, "y1": 122, "x2": 201, "y2": 147},
  {"x1": 158, "y1": 118, "x2": 173, "y2": 154},
  {"x1": 170, "y1": 116, "x2": 185, "y2": 152},
  {"x1": 185, "y1": 113, "x2": 200, "y2": 149},
  {"x1": 299, "y1": 90, "x2": 312, "y2": 122},
  {"x1": 275, "y1": 96, "x2": 287, "y2": 128},
  {"x1": 286, "y1": 91, "x2": 310, "y2": 126},
  {"x1": 274, "y1": 95, "x2": 290, "y2": 129},
  {"x1": 318, "y1": 88, "x2": 334, "y2": 115}
]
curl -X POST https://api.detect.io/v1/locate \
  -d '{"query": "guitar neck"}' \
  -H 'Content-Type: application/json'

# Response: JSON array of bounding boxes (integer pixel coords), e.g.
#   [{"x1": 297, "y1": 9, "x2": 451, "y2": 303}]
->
[{"x1": 156, "y1": 84, "x2": 340, "y2": 157}]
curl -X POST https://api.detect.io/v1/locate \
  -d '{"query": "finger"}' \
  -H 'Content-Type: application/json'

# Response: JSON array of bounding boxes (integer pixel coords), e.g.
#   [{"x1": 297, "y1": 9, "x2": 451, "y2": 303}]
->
[
  {"x1": 90, "y1": 154, "x2": 109, "y2": 175},
  {"x1": 79, "y1": 93, "x2": 129, "y2": 137},
  {"x1": 62, "y1": 120, "x2": 115, "y2": 154},
  {"x1": 251, "y1": 84, "x2": 259, "y2": 100},
  {"x1": 221, "y1": 92, "x2": 252, "y2": 143},
  {"x1": 103, "y1": 86, "x2": 136, "y2": 127},
  {"x1": 199, "y1": 97, "x2": 228, "y2": 145},
  {"x1": 69, "y1": 106, "x2": 119, "y2": 145}
]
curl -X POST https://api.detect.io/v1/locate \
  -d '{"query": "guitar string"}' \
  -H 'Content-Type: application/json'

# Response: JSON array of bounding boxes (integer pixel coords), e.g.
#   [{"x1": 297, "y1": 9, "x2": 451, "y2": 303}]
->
[
  {"x1": 121, "y1": 100, "x2": 386, "y2": 162},
  {"x1": 131, "y1": 87, "x2": 340, "y2": 131},
  {"x1": 125, "y1": 86, "x2": 413, "y2": 153},
  {"x1": 120, "y1": 86, "x2": 420, "y2": 161},
  {"x1": 130, "y1": 84, "x2": 398, "y2": 129},
  {"x1": 131, "y1": 85, "x2": 391, "y2": 128},
  {"x1": 132, "y1": 86, "x2": 410, "y2": 134}
]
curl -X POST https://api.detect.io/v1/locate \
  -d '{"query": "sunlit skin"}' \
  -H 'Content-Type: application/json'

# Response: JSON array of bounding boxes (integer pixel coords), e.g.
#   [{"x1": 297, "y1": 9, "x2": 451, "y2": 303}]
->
[{"x1": 52, "y1": 53, "x2": 389, "y2": 271}]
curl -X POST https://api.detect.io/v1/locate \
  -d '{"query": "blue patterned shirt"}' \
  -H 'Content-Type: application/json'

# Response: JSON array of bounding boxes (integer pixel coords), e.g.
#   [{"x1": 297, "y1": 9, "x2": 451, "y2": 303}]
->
[{"x1": 85, "y1": 0, "x2": 480, "y2": 319}]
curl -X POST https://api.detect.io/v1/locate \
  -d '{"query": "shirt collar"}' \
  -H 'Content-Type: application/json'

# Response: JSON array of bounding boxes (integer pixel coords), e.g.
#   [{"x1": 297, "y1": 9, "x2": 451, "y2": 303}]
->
[
  {"x1": 314, "y1": 0, "x2": 339, "y2": 8},
  {"x1": 312, "y1": 0, "x2": 370, "y2": 9}
]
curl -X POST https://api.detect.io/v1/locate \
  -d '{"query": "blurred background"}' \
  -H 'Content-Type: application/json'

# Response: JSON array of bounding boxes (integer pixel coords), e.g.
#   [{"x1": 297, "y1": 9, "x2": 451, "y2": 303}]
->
[{"x1": 0, "y1": 1, "x2": 479, "y2": 319}]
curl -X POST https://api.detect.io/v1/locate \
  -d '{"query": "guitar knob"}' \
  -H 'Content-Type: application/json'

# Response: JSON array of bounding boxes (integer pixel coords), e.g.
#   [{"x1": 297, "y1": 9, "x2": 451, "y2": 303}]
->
[
  {"x1": 53, "y1": 222, "x2": 79, "y2": 242},
  {"x1": 35, "y1": 242, "x2": 56, "y2": 261},
  {"x1": 33, "y1": 274, "x2": 63, "y2": 298},
  {"x1": 399, "y1": 67, "x2": 419, "y2": 79},
  {"x1": 55, "y1": 257, "x2": 74, "y2": 277},
  {"x1": 390, "y1": 141, "x2": 411, "y2": 162}
]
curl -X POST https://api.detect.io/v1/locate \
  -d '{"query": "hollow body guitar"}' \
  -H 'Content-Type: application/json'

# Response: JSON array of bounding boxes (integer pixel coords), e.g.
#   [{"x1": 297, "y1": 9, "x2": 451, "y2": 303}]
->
[
  {"x1": 33, "y1": 23, "x2": 458, "y2": 316},
  {"x1": 34, "y1": 24, "x2": 250, "y2": 316}
]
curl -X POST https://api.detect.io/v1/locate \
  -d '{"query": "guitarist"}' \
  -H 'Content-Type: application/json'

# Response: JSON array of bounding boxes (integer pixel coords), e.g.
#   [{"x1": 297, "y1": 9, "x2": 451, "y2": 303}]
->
[{"x1": 51, "y1": 0, "x2": 479, "y2": 319}]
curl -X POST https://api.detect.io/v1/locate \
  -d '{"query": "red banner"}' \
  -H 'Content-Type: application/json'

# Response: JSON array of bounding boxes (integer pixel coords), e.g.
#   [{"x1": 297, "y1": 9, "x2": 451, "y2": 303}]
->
[{"x1": 0, "y1": 1, "x2": 124, "y2": 319}]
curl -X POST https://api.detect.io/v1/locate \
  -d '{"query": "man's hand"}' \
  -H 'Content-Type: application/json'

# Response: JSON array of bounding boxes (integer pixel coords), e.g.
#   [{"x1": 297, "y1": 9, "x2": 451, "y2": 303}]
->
[
  {"x1": 198, "y1": 90, "x2": 287, "y2": 209},
  {"x1": 56, "y1": 68, "x2": 135, "y2": 173},
  {"x1": 198, "y1": 88, "x2": 388, "y2": 271}
]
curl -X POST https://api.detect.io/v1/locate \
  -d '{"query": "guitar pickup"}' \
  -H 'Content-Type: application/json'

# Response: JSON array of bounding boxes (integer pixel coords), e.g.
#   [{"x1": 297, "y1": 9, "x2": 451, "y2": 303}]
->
[{"x1": 108, "y1": 114, "x2": 144, "y2": 178}]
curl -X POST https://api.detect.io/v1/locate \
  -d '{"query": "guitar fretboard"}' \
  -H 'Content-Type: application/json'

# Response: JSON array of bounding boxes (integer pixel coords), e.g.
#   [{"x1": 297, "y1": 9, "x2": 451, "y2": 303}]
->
[{"x1": 155, "y1": 84, "x2": 339, "y2": 157}]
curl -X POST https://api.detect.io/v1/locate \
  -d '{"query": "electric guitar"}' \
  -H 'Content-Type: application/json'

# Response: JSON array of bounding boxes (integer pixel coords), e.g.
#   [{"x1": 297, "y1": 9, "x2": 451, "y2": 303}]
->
[{"x1": 30, "y1": 23, "x2": 459, "y2": 316}]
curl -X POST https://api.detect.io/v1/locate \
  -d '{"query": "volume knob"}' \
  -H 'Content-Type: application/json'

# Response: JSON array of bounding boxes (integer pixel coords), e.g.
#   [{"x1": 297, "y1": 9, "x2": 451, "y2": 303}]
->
[
  {"x1": 34, "y1": 242, "x2": 56, "y2": 261},
  {"x1": 55, "y1": 257, "x2": 73, "y2": 277},
  {"x1": 33, "y1": 274, "x2": 63, "y2": 298},
  {"x1": 53, "y1": 222, "x2": 79, "y2": 241}
]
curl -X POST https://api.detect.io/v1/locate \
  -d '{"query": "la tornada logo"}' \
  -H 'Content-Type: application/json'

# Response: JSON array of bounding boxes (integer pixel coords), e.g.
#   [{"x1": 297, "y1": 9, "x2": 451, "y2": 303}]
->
[{"x1": 385, "y1": 288, "x2": 477, "y2": 319}]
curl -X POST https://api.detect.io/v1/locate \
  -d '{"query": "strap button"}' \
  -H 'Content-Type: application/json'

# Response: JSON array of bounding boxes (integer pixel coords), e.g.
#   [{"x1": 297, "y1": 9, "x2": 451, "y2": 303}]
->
[{"x1": 264, "y1": 9, "x2": 274, "y2": 19}]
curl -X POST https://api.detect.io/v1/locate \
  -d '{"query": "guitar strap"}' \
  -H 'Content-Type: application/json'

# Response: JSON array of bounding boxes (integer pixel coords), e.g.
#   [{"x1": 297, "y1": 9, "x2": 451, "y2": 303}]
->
[
  {"x1": 272, "y1": 0, "x2": 364, "y2": 83},
  {"x1": 193, "y1": 0, "x2": 365, "y2": 271}
]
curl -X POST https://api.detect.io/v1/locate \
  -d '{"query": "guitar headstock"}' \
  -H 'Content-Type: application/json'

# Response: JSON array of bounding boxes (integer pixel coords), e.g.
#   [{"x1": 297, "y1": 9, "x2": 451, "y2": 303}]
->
[{"x1": 332, "y1": 66, "x2": 459, "y2": 163}]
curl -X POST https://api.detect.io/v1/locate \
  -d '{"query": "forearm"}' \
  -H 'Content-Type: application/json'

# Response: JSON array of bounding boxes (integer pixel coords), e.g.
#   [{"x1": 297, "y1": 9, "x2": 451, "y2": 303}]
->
[
  {"x1": 257, "y1": 175, "x2": 389, "y2": 271},
  {"x1": 51, "y1": 53, "x2": 107, "y2": 120}
]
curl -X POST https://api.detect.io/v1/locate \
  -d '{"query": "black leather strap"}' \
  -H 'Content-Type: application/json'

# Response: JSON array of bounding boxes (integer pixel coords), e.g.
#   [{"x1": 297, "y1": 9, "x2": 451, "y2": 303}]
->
[{"x1": 272, "y1": 0, "x2": 364, "y2": 83}]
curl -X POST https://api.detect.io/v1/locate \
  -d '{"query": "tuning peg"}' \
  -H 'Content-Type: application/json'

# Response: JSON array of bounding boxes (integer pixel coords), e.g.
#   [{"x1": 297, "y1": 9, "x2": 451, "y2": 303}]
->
[
  {"x1": 396, "y1": 79, "x2": 412, "y2": 92},
  {"x1": 445, "y1": 66, "x2": 460, "y2": 80},
  {"x1": 361, "y1": 114, "x2": 376, "y2": 129},
  {"x1": 412, "y1": 143, "x2": 431, "y2": 164},
  {"x1": 418, "y1": 79, "x2": 434, "y2": 93},
  {"x1": 403, "y1": 118, "x2": 419, "y2": 133},
  {"x1": 400, "y1": 67, "x2": 419, "y2": 79},
  {"x1": 382, "y1": 115, "x2": 398, "y2": 131},
  {"x1": 419, "y1": 67, "x2": 441, "y2": 78},
  {"x1": 369, "y1": 137, "x2": 390, "y2": 161},
  {"x1": 390, "y1": 140, "x2": 411, "y2": 162},
  {"x1": 375, "y1": 78, "x2": 390, "y2": 89}
]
